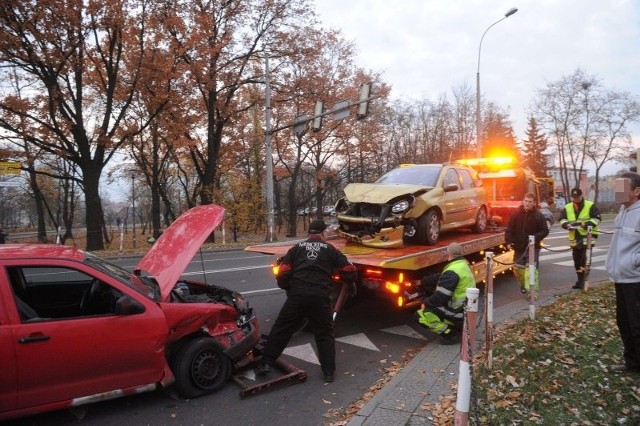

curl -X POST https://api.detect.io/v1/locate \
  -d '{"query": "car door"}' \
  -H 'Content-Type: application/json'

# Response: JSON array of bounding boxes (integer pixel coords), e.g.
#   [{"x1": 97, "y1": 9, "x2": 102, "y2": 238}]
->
[
  {"x1": 0, "y1": 268, "x2": 19, "y2": 416},
  {"x1": 7, "y1": 262, "x2": 169, "y2": 411},
  {"x1": 441, "y1": 167, "x2": 467, "y2": 225},
  {"x1": 456, "y1": 167, "x2": 481, "y2": 222}
]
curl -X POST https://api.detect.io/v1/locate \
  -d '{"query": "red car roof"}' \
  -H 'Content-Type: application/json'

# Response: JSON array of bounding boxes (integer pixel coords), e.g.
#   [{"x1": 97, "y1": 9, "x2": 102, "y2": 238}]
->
[{"x1": 0, "y1": 244, "x2": 86, "y2": 261}]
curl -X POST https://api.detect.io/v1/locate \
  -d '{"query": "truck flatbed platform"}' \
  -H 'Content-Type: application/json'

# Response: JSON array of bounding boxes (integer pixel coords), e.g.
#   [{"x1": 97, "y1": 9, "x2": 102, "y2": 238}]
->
[{"x1": 245, "y1": 229, "x2": 507, "y2": 271}]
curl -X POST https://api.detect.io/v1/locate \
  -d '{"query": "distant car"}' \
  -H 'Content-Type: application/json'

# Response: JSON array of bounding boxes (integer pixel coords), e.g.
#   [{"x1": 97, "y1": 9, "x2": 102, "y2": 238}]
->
[
  {"x1": 334, "y1": 163, "x2": 489, "y2": 248},
  {"x1": 0, "y1": 205, "x2": 260, "y2": 422},
  {"x1": 539, "y1": 202, "x2": 555, "y2": 229},
  {"x1": 323, "y1": 205, "x2": 336, "y2": 216}
]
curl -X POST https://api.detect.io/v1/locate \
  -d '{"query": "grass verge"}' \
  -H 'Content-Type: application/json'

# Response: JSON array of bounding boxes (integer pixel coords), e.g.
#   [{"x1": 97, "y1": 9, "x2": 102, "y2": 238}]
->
[{"x1": 462, "y1": 282, "x2": 640, "y2": 425}]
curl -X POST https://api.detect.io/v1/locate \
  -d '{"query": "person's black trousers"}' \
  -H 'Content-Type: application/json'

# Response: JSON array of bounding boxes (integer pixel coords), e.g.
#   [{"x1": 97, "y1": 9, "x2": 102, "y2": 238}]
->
[
  {"x1": 572, "y1": 246, "x2": 587, "y2": 282},
  {"x1": 615, "y1": 282, "x2": 640, "y2": 370},
  {"x1": 262, "y1": 293, "x2": 335, "y2": 375}
]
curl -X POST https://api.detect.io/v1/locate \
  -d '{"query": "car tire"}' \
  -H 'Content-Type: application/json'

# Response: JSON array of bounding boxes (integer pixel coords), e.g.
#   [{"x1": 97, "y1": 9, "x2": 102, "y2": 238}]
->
[
  {"x1": 471, "y1": 206, "x2": 488, "y2": 233},
  {"x1": 172, "y1": 337, "x2": 232, "y2": 398},
  {"x1": 416, "y1": 210, "x2": 440, "y2": 245}
]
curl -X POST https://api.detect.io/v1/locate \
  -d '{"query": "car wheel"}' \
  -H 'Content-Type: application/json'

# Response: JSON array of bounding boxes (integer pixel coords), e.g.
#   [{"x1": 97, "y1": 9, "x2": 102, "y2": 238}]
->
[
  {"x1": 471, "y1": 206, "x2": 488, "y2": 233},
  {"x1": 172, "y1": 337, "x2": 232, "y2": 398},
  {"x1": 416, "y1": 210, "x2": 440, "y2": 245}
]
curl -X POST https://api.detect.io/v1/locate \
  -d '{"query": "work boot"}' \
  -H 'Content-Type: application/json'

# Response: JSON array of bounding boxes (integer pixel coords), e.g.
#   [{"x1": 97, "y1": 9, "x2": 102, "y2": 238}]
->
[
  {"x1": 572, "y1": 281, "x2": 584, "y2": 290},
  {"x1": 440, "y1": 328, "x2": 461, "y2": 345},
  {"x1": 323, "y1": 369, "x2": 335, "y2": 383}
]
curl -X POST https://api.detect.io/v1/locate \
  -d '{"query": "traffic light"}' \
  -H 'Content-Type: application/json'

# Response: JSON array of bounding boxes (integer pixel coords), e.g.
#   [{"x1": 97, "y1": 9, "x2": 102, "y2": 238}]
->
[{"x1": 356, "y1": 82, "x2": 372, "y2": 120}]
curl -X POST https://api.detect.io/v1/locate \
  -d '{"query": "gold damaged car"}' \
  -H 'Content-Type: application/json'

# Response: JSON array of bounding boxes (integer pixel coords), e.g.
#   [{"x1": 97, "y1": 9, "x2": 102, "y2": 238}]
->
[{"x1": 334, "y1": 163, "x2": 489, "y2": 248}]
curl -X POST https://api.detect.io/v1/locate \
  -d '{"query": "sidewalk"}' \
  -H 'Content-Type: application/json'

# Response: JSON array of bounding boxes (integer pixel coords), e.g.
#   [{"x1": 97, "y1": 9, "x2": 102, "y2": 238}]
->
[{"x1": 346, "y1": 280, "x2": 603, "y2": 426}]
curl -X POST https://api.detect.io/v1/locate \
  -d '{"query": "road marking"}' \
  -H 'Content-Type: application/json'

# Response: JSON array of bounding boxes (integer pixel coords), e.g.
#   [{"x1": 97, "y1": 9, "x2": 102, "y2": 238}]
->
[
  {"x1": 283, "y1": 343, "x2": 320, "y2": 365},
  {"x1": 380, "y1": 324, "x2": 428, "y2": 341},
  {"x1": 336, "y1": 333, "x2": 380, "y2": 351},
  {"x1": 540, "y1": 247, "x2": 608, "y2": 261},
  {"x1": 552, "y1": 254, "x2": 608, "y2": 267},
  {"x1": 181, "y1": 264, "x2": 271, "y2": 276}
]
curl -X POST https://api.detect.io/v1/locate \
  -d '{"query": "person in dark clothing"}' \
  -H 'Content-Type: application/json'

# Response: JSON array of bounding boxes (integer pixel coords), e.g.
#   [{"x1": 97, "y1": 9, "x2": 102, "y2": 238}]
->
[
  {"x1": 505, "y1": 192, "x2": 549, "y2": 297},
  {"x1": 0, "y1": 227, "x2": 7, "y2": 244},
  {"x1": 559, "y1": 187, "x2": 601, "y2": 289},
  {"x1": 258, "y1": 220, "x2": 356, "y2": 383}
]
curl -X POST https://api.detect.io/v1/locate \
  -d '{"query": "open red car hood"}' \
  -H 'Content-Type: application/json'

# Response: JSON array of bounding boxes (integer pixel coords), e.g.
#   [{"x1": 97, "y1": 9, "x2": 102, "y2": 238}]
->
[{"x1": 135, "y1": 204, "x2": 225, "y2": 301}]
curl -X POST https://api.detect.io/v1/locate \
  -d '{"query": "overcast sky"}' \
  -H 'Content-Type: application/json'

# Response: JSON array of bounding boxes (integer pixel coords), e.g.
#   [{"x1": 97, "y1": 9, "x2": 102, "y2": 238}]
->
[{"x1": 313, "y1": 0, "x2": 640, "y2": 148}]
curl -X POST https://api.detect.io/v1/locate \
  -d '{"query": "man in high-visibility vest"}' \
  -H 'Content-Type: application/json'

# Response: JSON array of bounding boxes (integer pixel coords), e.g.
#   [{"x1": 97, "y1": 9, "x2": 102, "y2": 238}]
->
[
  {"x1": 415, "y1": 243, "x2": 475, "y2": 345},
  {"x1": 559, "y1": 187, "x2": 601, "y2": 289}
]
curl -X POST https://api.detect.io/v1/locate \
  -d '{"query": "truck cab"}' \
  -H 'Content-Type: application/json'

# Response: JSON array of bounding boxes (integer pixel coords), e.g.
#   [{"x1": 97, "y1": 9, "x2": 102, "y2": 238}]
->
[{"x1": 456, "y1": 156, "x2": 555, "y2": 227}]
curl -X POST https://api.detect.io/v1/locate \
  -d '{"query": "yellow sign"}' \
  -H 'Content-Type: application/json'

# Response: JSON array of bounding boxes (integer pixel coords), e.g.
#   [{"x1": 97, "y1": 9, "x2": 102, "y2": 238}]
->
[{"x1": 0, "y1": 161, "x2": 21, "y2": 175}]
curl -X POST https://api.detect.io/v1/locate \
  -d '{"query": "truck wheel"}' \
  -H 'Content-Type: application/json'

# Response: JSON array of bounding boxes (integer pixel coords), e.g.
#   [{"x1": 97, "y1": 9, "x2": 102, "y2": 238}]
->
[
  {"x1": 471, "y1": 206, "x2": 488, "y2": 233},
  {"x1": 172, "y1": 337, "x2": 232, "y2": 398},
  {"x1": 416, "y1": 210, "x2": 440, "y2": 245}
]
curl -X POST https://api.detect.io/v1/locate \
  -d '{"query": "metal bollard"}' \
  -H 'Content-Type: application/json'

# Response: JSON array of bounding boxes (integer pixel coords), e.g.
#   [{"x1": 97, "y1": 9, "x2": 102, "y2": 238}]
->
[
  {"x1": 119, "y1": 223, "x2": 124, "y2": 252},
  {"x1": 485, "y1": 251, "x2": 494, "y2": 370},
  {"x1": 454, "y1": 287, "x2": 480, "y2": 425},
  {"x1": 528, "y1": 235, "x2": 536, "y2": 320},
  {"x1": 584, "y1": 226, "x2": 593, "y2": 292}
]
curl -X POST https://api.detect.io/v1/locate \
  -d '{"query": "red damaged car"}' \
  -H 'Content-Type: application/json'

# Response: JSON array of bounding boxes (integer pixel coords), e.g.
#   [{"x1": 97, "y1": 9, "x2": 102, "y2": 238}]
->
[{"x1": 0, "y1": 205, "x2": 260, "y2": 421}]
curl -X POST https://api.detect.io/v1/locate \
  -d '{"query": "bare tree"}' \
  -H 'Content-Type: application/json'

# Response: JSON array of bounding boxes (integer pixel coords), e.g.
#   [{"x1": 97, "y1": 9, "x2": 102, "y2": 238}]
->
[
  {"x1": 586, "y1": 90, "x2": 640, "y2": 201},
  {"x1": 532, "y1": 69, "x2": 640, "y2": 202}
]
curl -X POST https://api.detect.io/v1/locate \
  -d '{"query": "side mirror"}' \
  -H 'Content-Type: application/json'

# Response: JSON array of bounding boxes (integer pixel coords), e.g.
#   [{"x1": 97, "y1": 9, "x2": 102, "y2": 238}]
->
[
  {"x1": 115, "y1": 295, "x2": 145, "y2": 315},
  {"x1": 444, "y1": 183, "x2": 459, "y2": 192}
]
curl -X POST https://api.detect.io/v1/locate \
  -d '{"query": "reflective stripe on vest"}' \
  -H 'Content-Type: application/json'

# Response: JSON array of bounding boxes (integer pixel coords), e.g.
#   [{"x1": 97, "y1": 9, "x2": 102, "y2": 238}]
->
[{"x1": 442, "y1": 258, "x2": 475, "y2": 310}]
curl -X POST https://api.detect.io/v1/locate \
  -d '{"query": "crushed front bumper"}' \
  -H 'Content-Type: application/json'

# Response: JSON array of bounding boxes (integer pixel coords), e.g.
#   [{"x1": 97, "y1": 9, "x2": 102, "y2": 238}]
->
[{"x1": 336, "y1": 226, "x2": 405, "y2": 249}]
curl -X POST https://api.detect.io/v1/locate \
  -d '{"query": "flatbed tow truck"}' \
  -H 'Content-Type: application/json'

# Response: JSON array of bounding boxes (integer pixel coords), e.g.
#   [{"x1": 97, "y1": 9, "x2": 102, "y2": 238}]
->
[
  {"x1": 245, "y1": 227, "x2": 514, "y2": 308},
  {"x1": 240, "y1": 227, "x2": 513, "y2": 396}
]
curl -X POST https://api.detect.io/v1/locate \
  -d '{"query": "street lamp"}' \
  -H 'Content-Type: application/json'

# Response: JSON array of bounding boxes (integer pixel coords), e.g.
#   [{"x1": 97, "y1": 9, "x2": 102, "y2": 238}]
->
[
  {"x1": 131, "y1": 173, "x2": 136, "y2": 249},
  {"x1": 264, "y1": 52, "x2": 275, "y2": 243},
  {"x1": 476, "y1": 7, "x2": 518, "y2": 157}
]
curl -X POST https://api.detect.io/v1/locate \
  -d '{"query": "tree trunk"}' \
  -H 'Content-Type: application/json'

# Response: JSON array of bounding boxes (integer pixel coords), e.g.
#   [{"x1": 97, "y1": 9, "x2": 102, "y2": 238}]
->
[{"x1": 83, "y1": 168, "x2": 105, "y2": 251}]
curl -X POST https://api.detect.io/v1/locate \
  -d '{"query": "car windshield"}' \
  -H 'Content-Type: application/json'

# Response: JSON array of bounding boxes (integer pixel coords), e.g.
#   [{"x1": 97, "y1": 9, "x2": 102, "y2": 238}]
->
[
  {"x1": 374, "y1": 166, "x2": 441, "y2": 186},
  {"x1": 84, "y1": 253, "x2": 160, "y2": 301}
]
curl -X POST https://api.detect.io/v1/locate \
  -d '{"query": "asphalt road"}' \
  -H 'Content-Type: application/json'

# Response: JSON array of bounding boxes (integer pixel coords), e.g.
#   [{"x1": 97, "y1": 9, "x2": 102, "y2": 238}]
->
[{"x1": 7, "y1": 225, "x2": 613, "y2": 426}]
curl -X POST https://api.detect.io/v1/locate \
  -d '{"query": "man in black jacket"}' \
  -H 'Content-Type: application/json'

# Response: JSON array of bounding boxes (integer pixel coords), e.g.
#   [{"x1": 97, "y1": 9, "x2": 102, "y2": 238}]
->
[
  {"x1": 258, "y1": 220, "x2": 356, "y2": 383},
  {"x1": 505, "y1": 192, "x2": 549, "y2": 297}
]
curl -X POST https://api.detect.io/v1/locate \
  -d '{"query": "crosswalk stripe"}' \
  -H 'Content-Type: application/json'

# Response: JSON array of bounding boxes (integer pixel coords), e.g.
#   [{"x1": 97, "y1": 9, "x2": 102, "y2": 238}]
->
[
  {"x1": 540, "y1": 247, "x2": 608, "y2": 261},
  {"x1": 554, "y1": 254, "x2": 608, "y2": 267}
]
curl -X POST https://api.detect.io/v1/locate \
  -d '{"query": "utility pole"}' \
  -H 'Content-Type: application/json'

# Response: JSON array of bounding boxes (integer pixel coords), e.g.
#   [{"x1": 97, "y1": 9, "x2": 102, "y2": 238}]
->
[
  {"x1": 131, "y1": 173, "x2": 136, "y2": 249},
  {"x1": 264, "y1": 53, "x2": 275, "y2": 242}
]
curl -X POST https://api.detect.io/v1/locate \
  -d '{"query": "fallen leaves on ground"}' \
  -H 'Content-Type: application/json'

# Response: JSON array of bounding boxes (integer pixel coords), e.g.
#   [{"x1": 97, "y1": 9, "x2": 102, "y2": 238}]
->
[
  {"x1": 440, "y1": 283, "x2": 640, "y2": 425},
  {"x1": 324, "y1": 347, "x2": 420, "y2": 425}
]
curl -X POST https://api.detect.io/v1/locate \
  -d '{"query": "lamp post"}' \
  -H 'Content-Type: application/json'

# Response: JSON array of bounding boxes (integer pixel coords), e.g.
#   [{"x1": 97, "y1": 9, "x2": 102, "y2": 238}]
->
[
  {"x1": 264, "y1": 52, "x2": 275, "y2": 242},
  {"x1": 476, "y1": 7, "x2": 518, "y2": 157},
  {"x1": 131, "y1": 173, "x2": 136, "y2": 249}
]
